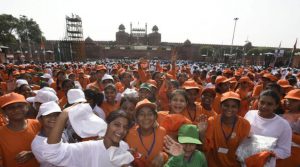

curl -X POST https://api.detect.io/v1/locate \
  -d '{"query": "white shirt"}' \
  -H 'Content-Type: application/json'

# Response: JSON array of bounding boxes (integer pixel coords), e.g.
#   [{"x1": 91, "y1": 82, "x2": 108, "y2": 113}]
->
[
  {"x1": 41, "y1": 139, "x2": 134, "y2": 167},
  {"x1": 93, "y1": 105, "x2": 106, "y2": 120},
  {"x1": 244, "y1": 110, "x2": 292, "y2": 166},
  {"x1": 31, "y1": 135, "x2": 59, "y2": 167}
]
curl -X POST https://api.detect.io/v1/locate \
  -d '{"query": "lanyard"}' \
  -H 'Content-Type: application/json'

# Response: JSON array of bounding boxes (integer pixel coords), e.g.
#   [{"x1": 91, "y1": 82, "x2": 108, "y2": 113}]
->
[
  {"x1": 137, "y1": 127, "x2": 156, "y2": 158},
  {"x1": 220, "y1": 116, "x2": 237, "y2": 142}
]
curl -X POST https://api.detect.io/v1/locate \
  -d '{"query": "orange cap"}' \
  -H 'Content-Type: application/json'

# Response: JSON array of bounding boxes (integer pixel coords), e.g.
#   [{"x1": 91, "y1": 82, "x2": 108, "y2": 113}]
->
[
  {"x1": 135, "y1": 99, "x2": 157, "y2": 111},
  {"x1": 223, "y1": 68, "x2": 232, "y2": 74},
  {"x1": 146, "y1": 79, "x2": 157, "y2": 89},
  {"x1": 0, "y1": 93, "x2": 27, "y2": 108},
  {"x1": 96, "y1": 65, "x2": 107, "y2": 71},
  {"x1": 262, "y1": 73, "x2": 277, "y2": 81},
  {"x1": 201, "y1": 87, "x2": 216, "y2": 97},
  {"x1": 277, "y1": 79, "x2": 292, "y2": 88},
  {"x1": 215, "y1": 76, "x2": 230, "y2": 85},
  {"x1": 221, "y1": 91, "x2": 241, "y2": 102},
  {"x1": 13, "y1": 71, "x2": 20, "y2": 76},
  {"x1": 238, "y1": 76, "x2": 252, "y2": 83},
  {"x1": 182, "y1": 80, "x2": 200, "y2": 90},
  {"x1": 284, "y1": 89, "x2": 300, "y2": 100}
]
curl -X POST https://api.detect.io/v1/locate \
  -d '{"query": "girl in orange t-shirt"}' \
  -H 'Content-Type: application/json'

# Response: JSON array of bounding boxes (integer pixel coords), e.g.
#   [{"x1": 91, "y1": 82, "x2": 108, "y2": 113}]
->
[
  {"x1": 126, "y1": 99, "x2": 167, "y2": 167},
  {"x1": 199, "y1": 91, "x2": 250, "y2": 167},
  {"x1": 158, "y1": 89, "x2": 192, "y2": 139},
  {"x1": 101, "y1": 84, "x2": 120, "y2": 117}
]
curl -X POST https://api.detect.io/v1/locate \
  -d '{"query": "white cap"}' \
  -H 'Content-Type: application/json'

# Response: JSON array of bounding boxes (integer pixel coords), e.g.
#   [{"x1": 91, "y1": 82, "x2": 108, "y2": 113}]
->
[
  {"x1": 67, "y1": 103, "x2": 107, "y2": 138},
  {"x1": 16, "y1": 79, "x2": 29, "y2": 88},
  {"x1": 39, "y1": 87, "x2": 57, "y2": 95},
  {"x1": 36, "y1": 101, "x2": 61, "y2": 119},
  {"x1": 41, "y1": 73, "x2": 52, "y2": 79},
  {"x1": 67, "y1": 89, "x2": 86, "y2": 104},
  {"x1": 121, "y1": 88, "x2": 138, "y2": 98},
  {"x1": 101, "y1": 74, "x2": 114, "y2": 82},
  {"x1": 26, "y1": 90, "x2": 58, "y2": 103}
]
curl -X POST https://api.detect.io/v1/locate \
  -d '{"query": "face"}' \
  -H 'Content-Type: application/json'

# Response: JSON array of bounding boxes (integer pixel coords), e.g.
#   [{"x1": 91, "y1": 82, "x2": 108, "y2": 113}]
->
[
  {"x1": 138, "y1": 88, "x2": 152, "y2": 101},
  {"x1": 221, "y1": 99, "x2": 239, "y2": 118},
  {"x1": 57, "y1": 73, "x2": 66, "y2": 81},
  {"x1": 102, "y1": 79, "x2": 113, "y2": 87},
  {"x1": 68, "y1": 74, "x2": 76, "y2": 81},
  {"x1": 136, "y1": 107, "x2": 156, "y2": 130},
  {"x1": 285, "y1": 99, "x2": 300, "y2": 112},
  {"x1": 240, "y1": 82, "x2": 249, "y2": 89},
  {"x1": 40, "y1": 112, "x2": 60, "y2": 128},
  {"x1": 153, "y1": 73, "x2": 163, "y2": 87},
  {"x1": 105, "y1": 117, "x2": 129, "y2": 146},
  {"x1": 219, "y1": 82, "x2": 230, "y2": 93},
  {"x1": 186, "y1": 89, "x2": 199, "y2": 104},
  {"x1": 182, "y1": 143, "x2": 197, "y2": 158},
  {"x1": 177, "y1": 74, "x2": 188, "y2": 85},
  {"x1": 96, "y1": 70, "x2": 106, "y2": 79},
  {"x1": 201, "y1": 92, "x2": 214, "y2": 107},
  {"x1": 258, "y1": 95, "x2": 278, "y2": 118},
  {"x1": 19, "y1": 85, "x2": 32, "y2": 98},
  {"x1": 104, "y1": 88, "x2": 117, "y2": 103},
  {"x1": 121, "y1": 101, "x2": 136, "y2": 119},
  {"x1": 170, "y1": 94, "x2": 187, "y2": 113},
  {"x1": 62, "y1": 81, "x2": 75, "y2": 93},
  {"x1": 121, "y1": 73, "x2": 132, "y2": 86},
  {"x1": 3, "y1": 102, "x2": 28, "y2": 121}
]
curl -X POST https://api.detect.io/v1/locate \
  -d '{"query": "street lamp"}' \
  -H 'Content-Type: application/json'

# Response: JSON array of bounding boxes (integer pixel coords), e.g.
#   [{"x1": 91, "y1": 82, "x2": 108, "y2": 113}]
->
[
  {"x1": 230, "y1": 17, "x2": 239, "y2": 64},
  {"x1": 20, "y1": 15, "x2": 32, "y2": 61}
]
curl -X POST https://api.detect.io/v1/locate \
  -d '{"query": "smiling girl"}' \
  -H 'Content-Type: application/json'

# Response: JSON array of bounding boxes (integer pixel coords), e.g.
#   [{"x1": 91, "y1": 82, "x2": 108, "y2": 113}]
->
[{"x1": 126, "y1": 99, "x2": 167, "y2": 167}]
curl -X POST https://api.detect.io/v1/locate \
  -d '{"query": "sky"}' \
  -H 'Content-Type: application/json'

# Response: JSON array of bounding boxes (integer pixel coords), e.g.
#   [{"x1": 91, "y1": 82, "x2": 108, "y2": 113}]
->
[{"x1": 1, "y1": 0, "x2": 299, "y2": 48}]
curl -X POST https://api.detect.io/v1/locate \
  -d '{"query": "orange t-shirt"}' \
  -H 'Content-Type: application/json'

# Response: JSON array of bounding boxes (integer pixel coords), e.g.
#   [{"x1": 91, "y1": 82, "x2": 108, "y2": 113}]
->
[
  {"x1": 59, "y1": 96, "x2": 68, "y2": 109},
  {"x1": 182, "y1": 102, "x2": 214, "y2": 124},
  {"x1": 212, "y1": 93, "x2": 222, "y2": 114},
  {"x1": 204, "y1": 115, "x2": 250, "y2": 167},
  {"x1": 101, "y1": 101, "x2": 120, "y2": 117},
  {"x1": 125, "y1": 126, "x2": 167, "y2": 167},
  {"x1": 0, "y1": 119, "x2": 41, "y2": 167},
  {"x1": 236, "y1": 88, "x2": 251, "y2": 117},
  {"x1": 252, "y1": 84, "x2": 263, "y2": 98}
]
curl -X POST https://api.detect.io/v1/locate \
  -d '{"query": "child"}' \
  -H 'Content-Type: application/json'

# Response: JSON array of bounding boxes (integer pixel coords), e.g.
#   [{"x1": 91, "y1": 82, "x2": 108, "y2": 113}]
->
[
  {"x1": 164, "y1": 124, "x2": 207, "y2": 167},
  {"x1": 31, "y1": 101, "x2": 62, "y2": 167},
  {"x1": 0, "y1": 93, "x2": 40, "y2": 167}
]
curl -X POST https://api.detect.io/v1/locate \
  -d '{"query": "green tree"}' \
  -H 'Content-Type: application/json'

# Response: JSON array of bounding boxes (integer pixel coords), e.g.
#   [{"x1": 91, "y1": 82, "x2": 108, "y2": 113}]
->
[
  {"x1": 17, "y1": 15, "x2": 42, "y2": 44},
  {"x1": 0, "y1": 14, "x2": 18, "y2": 45}
]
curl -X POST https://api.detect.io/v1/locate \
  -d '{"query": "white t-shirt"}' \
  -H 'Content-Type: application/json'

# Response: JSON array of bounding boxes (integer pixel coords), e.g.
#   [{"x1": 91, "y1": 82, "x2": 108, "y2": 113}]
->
[
  {"x1": 244, "y1": 110, "x2": 292, "y2": 166},
  {"x1": 31, "y1": 135, "x2": 59, "y2": 167},
  {"x1": 41, "y1": 139, "x2": 134, "y2": 167}
]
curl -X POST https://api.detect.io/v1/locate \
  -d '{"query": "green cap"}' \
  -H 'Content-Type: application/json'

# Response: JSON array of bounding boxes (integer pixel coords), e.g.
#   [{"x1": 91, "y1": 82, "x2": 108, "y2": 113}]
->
[
  {"x1": 178, "y1": 124, "x2": 202, "y2": 144},
  {"x1": 139, "y1": 83, "x2": 152, "y2": 92}
]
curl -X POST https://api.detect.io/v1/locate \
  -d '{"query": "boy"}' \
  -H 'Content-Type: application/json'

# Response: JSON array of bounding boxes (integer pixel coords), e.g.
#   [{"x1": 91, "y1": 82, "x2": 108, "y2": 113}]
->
[{"x1": 164, "y1": 124, "x2": 207, "y2": 167}]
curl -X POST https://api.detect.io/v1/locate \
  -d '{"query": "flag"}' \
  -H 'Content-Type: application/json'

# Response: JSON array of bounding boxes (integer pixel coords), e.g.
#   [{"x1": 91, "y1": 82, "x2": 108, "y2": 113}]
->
[
  {"x1": 292, "y1": 39, "x2": 297, "y2": 54},
  {"x1": 40, "y1": 37, "x2": 45, "y2": 50},
  {"x1": 288, "y1": 39, "x2": 298, "y2": 67}
]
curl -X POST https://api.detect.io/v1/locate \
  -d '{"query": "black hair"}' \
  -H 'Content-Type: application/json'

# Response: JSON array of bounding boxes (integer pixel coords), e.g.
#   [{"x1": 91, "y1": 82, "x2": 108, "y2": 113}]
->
[
  {"x1": 259, "y1": 90, "x2": 281, "y2": 105},
  {"x1": 169, "y1": 89, "x2": 189, "y2": 102},
  {"x1": 16, "y1": 84, "x2": 30, "y2": 93},
  {"x1": 106, "y1": 109, "x2": 133, "y2": 128},
  {"x1": 265, "y1": 83, "x2": 284, "y2": 96},
  {"x1": 40, "y1": 81, "x2": 50, "y2": 88},
  {"x1": 84, "y1": 89, "x2": 104, "y2": 106},
  {"x1": 56, "y1": 71, "x2": 66, "y2": 90},
  {"x1": 62, "y1": 79, "x2": 75, "y2": 88},
  {"x1": 168, "y1": 79, "x2": 180, "y2": 89}
]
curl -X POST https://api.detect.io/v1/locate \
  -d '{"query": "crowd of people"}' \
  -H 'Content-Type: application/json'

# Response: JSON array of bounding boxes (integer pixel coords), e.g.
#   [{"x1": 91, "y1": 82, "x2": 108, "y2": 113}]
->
[{"x1": 0, "y1": 51, "x2": 299, "y2": 167}]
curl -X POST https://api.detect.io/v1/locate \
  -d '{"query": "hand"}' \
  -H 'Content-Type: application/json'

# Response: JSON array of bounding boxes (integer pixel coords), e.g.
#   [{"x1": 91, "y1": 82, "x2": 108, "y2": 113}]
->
[
  {"x1": 151, "y1": 152, "x2": 164, "y2": 167},
  {"x1": 196, "y1": 114, "x2": 208, "y2": 133},
  {"x1": 15, "y1": 151, "x2": 33, "y2": 164},
  {"x1": 171, "y1": 49, "x2": 177, "y2": 63},
  {"x1": 163, "y1": 135, "x2": 184, "y2": 157}
]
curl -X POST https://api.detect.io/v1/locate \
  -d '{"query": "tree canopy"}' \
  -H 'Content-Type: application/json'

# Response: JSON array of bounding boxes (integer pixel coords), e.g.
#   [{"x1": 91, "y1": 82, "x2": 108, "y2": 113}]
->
[{"x1": 0, "y1": 14, "x2": 43, "y2": 46}]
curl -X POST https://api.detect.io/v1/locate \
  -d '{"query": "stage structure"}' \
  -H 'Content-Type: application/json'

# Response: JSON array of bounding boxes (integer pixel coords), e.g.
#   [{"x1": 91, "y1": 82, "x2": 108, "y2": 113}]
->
[{"x1": 56, "y1": 14, "x2": 86, "y2": 62}]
